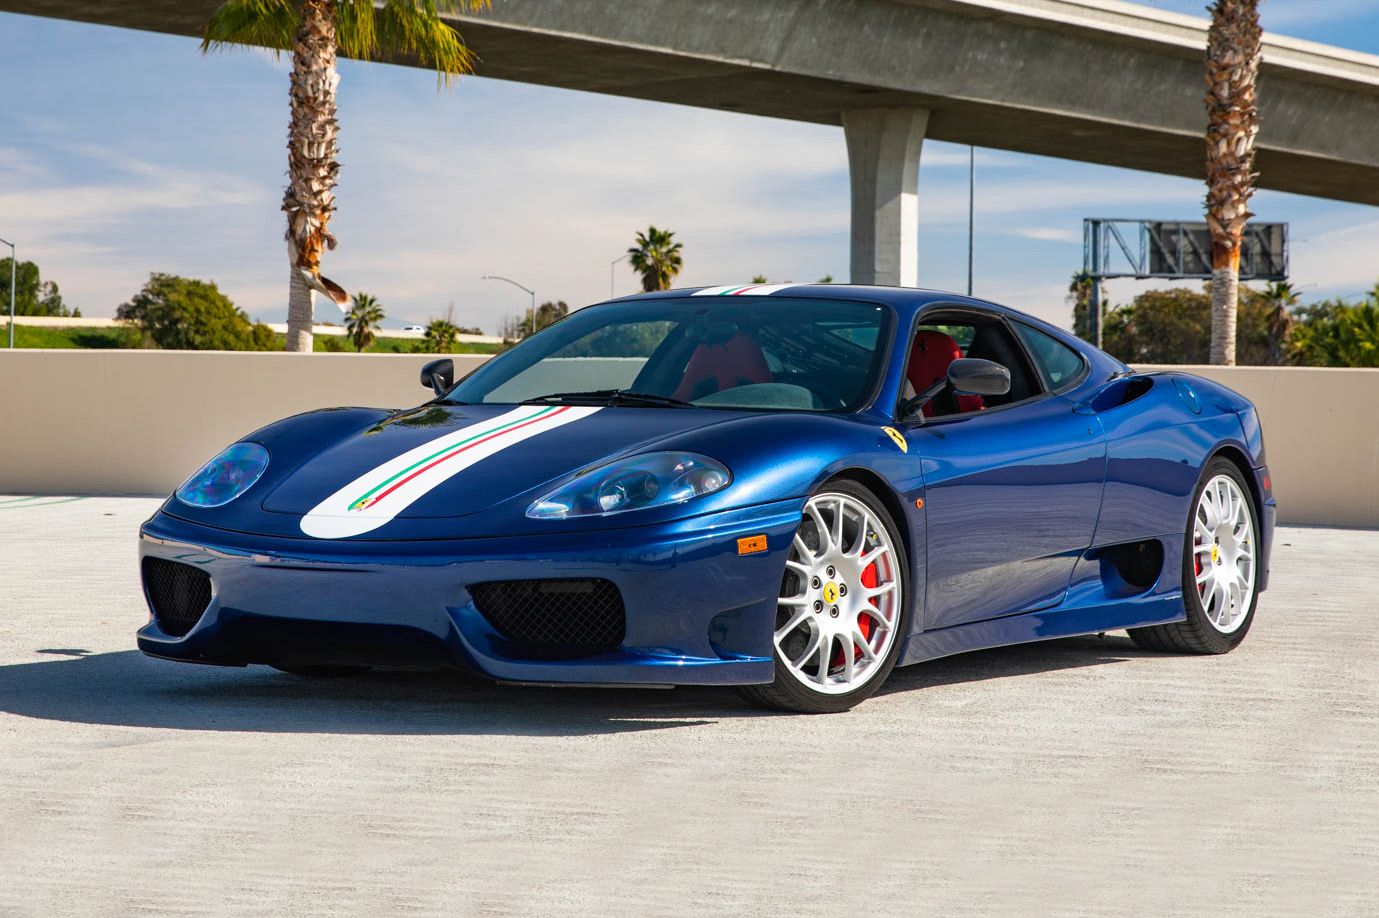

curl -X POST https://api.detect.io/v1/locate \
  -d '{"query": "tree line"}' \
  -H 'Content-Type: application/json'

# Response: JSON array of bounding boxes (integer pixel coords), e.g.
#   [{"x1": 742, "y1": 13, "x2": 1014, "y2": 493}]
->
[
  {"x1": 106, "y1": 272, "x2": 496, "y2": 354},
  {"x1": 1071, "y1": 277, "x2": 1379, "y2": 368},
  {"x1": 2, "y1": 219, "x2": 692, "y2": 353},
  {"x1": 0, "y1": 258, "x2": 78, "y2": 317}
]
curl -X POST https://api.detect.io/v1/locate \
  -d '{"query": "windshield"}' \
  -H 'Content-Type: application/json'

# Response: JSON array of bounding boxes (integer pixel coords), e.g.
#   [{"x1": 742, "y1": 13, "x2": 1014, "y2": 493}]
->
[{"x1": 448, "y1": 296, "x2": 894, "y2": 413}]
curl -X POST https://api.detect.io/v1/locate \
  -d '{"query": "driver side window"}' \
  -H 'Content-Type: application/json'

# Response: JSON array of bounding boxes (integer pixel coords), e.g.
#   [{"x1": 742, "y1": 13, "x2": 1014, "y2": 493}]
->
[{"x1": 902, "y1": 313, "x2": 1042, "y2": 419}]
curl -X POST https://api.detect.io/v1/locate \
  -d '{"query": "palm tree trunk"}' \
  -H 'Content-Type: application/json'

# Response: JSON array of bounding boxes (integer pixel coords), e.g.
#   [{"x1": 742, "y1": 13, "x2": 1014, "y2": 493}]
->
[
  {"x1": 287, "y1": 265, "x2": 316, "y2": 352},
  {"x1": 1209, "y1": 257, "x2": 1240, "y2": 364},
  {"x1": 1267, "y1": 305, "x2": 1292, "y2": 365},
  {"x1": 283, "y1": 0, "x2": 340, "y2": 352},
  {"x1": 1204, "y1": 0, "x2": 1261, "y2": 366}
]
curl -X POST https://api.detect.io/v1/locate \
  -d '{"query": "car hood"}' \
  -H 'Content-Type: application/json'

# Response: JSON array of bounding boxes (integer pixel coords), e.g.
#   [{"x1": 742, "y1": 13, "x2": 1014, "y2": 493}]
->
[{"x1": 260, "y1": 402, "x2": 750, "y2": 523}]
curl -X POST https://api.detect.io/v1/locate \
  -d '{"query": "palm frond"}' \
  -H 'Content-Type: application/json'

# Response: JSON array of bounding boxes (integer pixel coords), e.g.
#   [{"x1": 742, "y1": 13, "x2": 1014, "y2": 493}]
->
[
  {"x1": 335, "y1": 1, "x2": 378, "y2": 61},
  {"x1": 323, "y1": 1, "x2": 495, "y2": 81},
  {"x1": 202, "y1": 0, "x2": 298, "y2": 54},
  {"x1": 373, "y1": 2, "x2": 467, "y2": 81}
]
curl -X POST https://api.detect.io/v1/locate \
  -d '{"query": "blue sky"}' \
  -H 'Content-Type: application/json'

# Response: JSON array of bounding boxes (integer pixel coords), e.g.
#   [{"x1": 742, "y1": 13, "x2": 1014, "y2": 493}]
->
[{"x1": 2, "y1": 1, "x2": 1378, "y2": 333}]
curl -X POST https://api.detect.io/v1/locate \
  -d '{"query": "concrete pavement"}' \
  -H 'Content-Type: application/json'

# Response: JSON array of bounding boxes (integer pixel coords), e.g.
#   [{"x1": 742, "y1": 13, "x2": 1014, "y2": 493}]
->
[{"x1": 0, "y1": 496, "x2": 1375, "y2": 916}]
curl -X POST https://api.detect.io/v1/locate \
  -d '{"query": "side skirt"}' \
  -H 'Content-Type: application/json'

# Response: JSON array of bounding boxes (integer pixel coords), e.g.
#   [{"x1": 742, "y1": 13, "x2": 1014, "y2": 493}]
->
[{"x1": 896, "y1": 591, "x2": 1185, "y2": 667}]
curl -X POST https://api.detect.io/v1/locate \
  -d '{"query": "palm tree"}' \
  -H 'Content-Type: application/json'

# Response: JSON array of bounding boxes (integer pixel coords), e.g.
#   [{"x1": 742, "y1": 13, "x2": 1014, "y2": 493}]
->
[
  {"x1": 202, "y1": 0, "x2": 489, "y2": 352},
  {"x1": 1261, "y1": 280, "x2": 1298, "y2": 366},
  {"x1": 424, "y1": 318, "x2": 459, "y2": 353},
  {"x1": 345, "y1": 291, "x2": 385, "y2": 352},
  {"x1": 627, "y1": 226, "x2": 684, "y2": 292},
  {"x1": 1067, "y1": 271, "x2": 1108, "y2": 341},
  {"x1": 1204, "y1": 0, "x2": 1263, "y2": 365}
]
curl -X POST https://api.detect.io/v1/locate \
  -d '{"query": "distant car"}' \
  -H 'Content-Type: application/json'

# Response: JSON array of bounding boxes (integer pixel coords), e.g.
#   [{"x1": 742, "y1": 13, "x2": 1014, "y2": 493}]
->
[
  {"x1": 401, "y1": 325, "x2": 425, "y2": 333},
  {"x1": 138, "y1": 284, "x2": 1273, "y2": 712}
]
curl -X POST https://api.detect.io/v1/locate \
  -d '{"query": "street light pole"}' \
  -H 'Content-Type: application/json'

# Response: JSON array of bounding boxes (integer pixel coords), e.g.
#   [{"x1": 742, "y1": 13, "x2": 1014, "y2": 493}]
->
[
  {"x1": 481, "y1": 274, "x2": 535, "y2": 335},
  {"x1": 967, "y1": 146, "x2": 975, "y2": 297},
  {"x1": 610, "y1": 252, "x2": 630, "y2": 299},
  {"x1": 1, "y1": 236, "x2": 15, "y2": 349}
]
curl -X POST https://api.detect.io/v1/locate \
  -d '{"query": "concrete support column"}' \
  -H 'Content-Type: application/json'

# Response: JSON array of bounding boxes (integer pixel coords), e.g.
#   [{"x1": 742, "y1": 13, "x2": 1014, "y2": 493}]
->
[{"x1": 843, "y1": 107, "x2": 929, "y2": 287}]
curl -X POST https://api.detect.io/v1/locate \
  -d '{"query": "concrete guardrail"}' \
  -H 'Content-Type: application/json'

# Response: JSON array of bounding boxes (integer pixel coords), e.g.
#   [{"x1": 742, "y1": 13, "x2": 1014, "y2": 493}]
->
[{"x1": 0, "y1": 350, "x2": 1373, "y2": 528}]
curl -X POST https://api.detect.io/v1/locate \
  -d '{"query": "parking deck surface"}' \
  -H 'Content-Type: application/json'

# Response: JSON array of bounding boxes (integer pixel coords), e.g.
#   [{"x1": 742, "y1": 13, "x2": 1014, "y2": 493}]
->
[{"x1": 0, "y1": 496, "x2": 1375, "y2": 917}]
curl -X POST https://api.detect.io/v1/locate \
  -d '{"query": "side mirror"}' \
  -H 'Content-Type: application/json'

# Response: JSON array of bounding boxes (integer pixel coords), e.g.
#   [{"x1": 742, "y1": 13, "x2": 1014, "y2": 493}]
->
[
  {"x1": 947, "y1": 358, "x2": 1010, "y2": 396},
  {"x1": 420, "y1": 358, "x2": 454, "y2": 396}
]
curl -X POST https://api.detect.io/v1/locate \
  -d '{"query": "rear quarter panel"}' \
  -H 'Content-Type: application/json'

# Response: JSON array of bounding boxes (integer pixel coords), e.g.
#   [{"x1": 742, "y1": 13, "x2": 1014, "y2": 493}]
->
[{"x1": 1091, "y1": 373, "x2": 1261, "y2": 547}]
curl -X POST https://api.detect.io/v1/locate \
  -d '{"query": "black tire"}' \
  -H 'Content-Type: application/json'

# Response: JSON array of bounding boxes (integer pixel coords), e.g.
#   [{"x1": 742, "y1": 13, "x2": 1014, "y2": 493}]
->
[
  {"x1": 740, "y1": 480, "x2": 912, "y2": 714},
  {"x1": 270, "y1": 664, "x2": 373, "y2": 678},
  {"x1": 1128, "y1": 457, "x2": 1259, "y2": 654}
]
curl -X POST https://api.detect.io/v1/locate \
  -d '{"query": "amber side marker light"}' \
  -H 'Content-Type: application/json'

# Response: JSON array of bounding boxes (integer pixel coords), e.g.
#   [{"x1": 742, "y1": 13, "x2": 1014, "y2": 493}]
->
[
  {"x1": 915, "y1": 498, "x2": 925, "y2": 509},
  {"x1": 737, "y1": 535, "x2": 768, "y2": 555}
]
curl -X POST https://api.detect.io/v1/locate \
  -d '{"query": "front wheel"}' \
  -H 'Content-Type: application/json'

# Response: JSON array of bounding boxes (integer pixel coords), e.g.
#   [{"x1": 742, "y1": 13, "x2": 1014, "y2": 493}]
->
[
  {"x1": 1129, "y1": 458, "x2": 1259, "y2": 654},
  {"x1": 740, "y1": 481, "x2": 910, "y2": 713}
]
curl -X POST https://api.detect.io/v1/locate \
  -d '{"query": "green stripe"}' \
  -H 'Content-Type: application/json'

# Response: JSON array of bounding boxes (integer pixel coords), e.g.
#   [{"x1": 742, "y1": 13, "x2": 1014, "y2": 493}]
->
[
  {"x1": 0, "y1": 497, "x2": 86, "y2": 510},
  {"x1": 718, "y1": 286, "x2": 748, "y2": 295},
  {"x1": 348, "y1": 406, "x2": 558, "y2": 510}
]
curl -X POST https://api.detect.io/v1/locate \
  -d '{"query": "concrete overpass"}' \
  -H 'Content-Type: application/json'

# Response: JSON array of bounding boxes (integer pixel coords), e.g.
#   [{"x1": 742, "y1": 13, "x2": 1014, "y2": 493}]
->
[{"x1": 6, "y1": 0, "x2": 1379, "y2": 285}]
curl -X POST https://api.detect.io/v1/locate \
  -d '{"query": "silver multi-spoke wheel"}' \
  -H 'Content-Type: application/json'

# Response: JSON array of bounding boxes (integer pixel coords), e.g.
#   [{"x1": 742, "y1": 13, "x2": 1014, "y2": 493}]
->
[
  {"x1": 774, "y1": 491, "x2": 903, "y2": 696},
  {"x1": 1192, "y1": 473, "x2": 1256, "y2": 634},
  {"x1": 1129, "y1": 458, "x2": 1260, "y2": 655}
]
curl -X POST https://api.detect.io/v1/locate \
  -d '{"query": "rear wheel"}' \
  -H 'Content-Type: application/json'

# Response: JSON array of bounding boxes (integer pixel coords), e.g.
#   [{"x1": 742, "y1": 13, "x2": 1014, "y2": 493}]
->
[
  {"x1": 740, "y1": 481, "x2": 910, "y2": 713},
  {"x1": 1129, "y1": 458, "x2": 1259, "y2": 654}
]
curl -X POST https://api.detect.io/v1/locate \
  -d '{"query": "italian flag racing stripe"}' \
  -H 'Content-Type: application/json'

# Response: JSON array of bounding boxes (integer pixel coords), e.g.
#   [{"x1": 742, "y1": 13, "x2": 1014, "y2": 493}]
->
[
  {"x1": 299, "y1": 404, "x2": 601, "y2": 539},
  {"x1": 348, "y1": 405, "x2": 564, "y2": 511},
  {"x1": 691, "y1": 284, "x2": 799, "y2": 296}
]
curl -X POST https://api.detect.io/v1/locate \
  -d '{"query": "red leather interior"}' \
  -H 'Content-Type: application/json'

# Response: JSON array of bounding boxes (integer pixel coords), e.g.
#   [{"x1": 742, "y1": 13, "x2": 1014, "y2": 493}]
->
[
  {"x1": 906, "y1": 330, "x2": 984, "y2": 417},
  {"x1": 672, "y1": 332, "x2": 774, "y2": 401}
]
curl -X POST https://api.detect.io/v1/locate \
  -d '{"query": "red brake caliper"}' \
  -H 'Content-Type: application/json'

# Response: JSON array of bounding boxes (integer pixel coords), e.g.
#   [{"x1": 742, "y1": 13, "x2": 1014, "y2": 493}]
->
[
  {"x1": 858, "y1": 563, "x2": 877, "y2": 654},
  {"x1": 832, "y1": 562, "x2": 878, "y2": 668}
]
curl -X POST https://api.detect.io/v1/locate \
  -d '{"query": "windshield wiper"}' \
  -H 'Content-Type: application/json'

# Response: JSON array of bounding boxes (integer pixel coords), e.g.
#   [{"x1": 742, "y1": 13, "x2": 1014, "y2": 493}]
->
[{"x1": 522, "y1": 389, "x2": 692, "y2": 408}]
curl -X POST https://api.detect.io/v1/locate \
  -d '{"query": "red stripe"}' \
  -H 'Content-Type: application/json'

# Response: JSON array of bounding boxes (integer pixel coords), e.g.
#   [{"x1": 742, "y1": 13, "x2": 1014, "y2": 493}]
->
[
  {"x1": 730, "y1": 285, "x2": 765, "y2": 295},
  {"x1": 358, "y1": 406, "x2": 571, "y2": 510}
]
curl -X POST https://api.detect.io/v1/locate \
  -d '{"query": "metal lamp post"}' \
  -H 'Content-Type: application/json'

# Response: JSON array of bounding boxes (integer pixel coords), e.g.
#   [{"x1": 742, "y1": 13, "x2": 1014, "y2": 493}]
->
[
  {"x1": 610, "y1": 252, "x2": 630, "y2": 299},
  {"x1": 482, "y1": 275, "x2": 535, "y2": 335},
  {"x1": 1, "y1": 236, "x2": 14, "y2": 349},
  {"x1": 967, "y1": 146, "x2": 975, "y2": 297}
]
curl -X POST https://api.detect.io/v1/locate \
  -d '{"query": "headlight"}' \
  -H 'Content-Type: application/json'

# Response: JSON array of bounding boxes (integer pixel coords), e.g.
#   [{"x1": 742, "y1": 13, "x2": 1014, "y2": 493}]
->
[
  {"x1": 527, "y1": 452, "x2": 731, "y2": 520},
  {"x1": 175, "y1": 442, "x2": 269, "y2": 508}
]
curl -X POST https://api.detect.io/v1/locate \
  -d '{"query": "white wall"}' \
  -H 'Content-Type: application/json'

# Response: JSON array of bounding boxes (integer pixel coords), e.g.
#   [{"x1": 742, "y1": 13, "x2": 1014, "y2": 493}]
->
[
  {"x1": 0, "y1": 351, "x2": 1374, "y2": 527},
  {"x1": 0, "y1": 350, "x2": 487, "y2": 495}
]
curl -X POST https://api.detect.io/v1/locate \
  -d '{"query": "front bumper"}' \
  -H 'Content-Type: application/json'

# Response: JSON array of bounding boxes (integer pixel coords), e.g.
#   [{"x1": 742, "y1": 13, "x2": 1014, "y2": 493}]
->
[{"x1": 137, "y1": 500, "x2": 802, "y2": 686}]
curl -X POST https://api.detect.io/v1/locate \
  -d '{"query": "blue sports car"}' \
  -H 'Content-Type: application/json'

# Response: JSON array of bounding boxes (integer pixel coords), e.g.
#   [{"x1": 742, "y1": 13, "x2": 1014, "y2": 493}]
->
[{"x1": 138, "y1": 284, "x2": 1273, "y2": 712}]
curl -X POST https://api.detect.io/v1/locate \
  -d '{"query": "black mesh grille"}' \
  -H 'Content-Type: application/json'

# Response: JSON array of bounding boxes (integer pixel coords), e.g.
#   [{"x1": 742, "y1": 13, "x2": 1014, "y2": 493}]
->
[
  {"x1": 470, "y1": 579, "x2": 625, "y2": 654},
  {"x1": 142, "y1": 557, "x2": 212, "y2": 637}
]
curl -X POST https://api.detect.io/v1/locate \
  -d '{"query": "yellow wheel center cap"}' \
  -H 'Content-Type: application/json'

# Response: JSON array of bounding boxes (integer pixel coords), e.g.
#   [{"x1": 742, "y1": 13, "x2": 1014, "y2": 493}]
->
[
  {"x1": 1212, "y1": 545, "x2": 1220, "y2": 564},
  {"x1": 822, "y1": 582, "x2": 839, "y2": 604}
]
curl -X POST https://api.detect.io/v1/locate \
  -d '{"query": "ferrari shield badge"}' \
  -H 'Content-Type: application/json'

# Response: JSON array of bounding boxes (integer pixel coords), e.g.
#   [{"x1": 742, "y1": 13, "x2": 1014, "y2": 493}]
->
[{"x1": 882, "y1": 426, "x2": 908, "y2": 453}]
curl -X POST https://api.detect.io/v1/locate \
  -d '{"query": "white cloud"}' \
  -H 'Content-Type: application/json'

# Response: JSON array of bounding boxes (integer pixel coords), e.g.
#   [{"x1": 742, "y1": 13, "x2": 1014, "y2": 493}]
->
[
  {"x1": 1005, "y1": 226, "x2": 1084, "y2": 243},
  {"x1": 5, "y1": 13, "x2": 1377, "y2": 337},
  {"x1": 918, "y1": 147, "x2": 1020, "y2": 169},
  {"x1": 0, "y1": 140, "x2": 273, "y2": 311},
  {"x1": 1287, "y1": 218, "x2": 1379, "y2": 296}
]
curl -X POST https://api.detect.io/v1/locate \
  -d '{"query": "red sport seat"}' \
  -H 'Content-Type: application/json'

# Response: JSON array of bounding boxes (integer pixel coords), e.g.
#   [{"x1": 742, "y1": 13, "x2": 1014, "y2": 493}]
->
[
  {"x1": 906, "y1": 330, "x2": 984, "y2": 418},
  {"x1": 672, "y1": 332, "x2": 774, "y2": 402}
]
